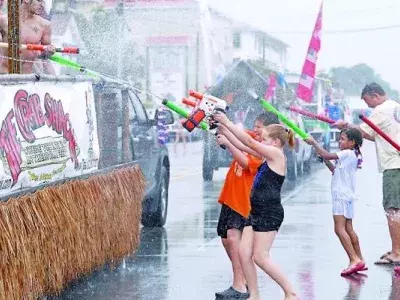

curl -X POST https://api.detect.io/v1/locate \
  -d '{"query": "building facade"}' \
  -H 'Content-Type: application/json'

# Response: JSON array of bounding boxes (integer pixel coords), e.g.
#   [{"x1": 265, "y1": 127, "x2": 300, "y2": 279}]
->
[{"x1": 73, "y1": 0, "x2": 288, "y2": 103}]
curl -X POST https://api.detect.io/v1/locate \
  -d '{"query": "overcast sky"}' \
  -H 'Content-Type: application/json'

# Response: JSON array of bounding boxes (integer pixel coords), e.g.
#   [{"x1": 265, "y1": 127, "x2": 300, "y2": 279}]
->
[{"x1": 208, "y1": 0, "x2": 400, "y2": 91}]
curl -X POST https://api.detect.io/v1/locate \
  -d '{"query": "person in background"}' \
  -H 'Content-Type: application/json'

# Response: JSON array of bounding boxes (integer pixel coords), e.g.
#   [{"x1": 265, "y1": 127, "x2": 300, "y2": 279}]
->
[
  {"x1": 0, "y1": 0, "x2": 55, "y2": 74},
  {"x1": 333, "y1": 82, "x2": 400, "y2": 266},
  {"x1": 173, "y1": 118, "x2": 188, "y2": 155}
]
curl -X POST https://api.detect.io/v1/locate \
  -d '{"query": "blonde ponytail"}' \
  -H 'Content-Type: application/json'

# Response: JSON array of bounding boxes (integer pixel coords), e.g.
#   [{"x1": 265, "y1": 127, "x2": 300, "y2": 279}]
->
[
  {"x1": 287, "y1": 129, "x2": 295, "y2": 149},
  {"x1": 264, "y1": 124, "x2": 295, "y2": 148}
]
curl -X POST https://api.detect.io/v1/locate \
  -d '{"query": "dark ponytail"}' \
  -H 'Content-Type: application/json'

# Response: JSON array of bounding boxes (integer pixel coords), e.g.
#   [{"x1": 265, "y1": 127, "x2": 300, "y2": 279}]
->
[
  {"x1": 341, "y1": 128, "x2": 363, "y2": 169},
  {"x1": 354, "y1": 145, "x2": 363, "y2": 169}
]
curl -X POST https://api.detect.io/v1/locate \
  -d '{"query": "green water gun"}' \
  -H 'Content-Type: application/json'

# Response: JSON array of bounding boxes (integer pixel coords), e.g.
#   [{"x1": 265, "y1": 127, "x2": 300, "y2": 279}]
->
[
  {"x1": 247, "y1": 90, "x2": 309, "y2": 139},
  {"x1": 49, "y1": 54, "x2": 100, "y2": 79}
]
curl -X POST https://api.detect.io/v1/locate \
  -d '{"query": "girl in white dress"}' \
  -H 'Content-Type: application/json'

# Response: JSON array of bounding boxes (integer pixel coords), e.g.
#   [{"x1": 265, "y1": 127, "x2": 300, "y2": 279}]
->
[{"x1": 306, "y1": 128, "x2": 366, "y2": 276}]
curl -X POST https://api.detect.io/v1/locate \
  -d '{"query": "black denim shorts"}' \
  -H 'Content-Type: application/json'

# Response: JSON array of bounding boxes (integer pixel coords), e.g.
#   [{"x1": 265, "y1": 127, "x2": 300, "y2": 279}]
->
[{"x1": 217, "y1": 204, "x2": 251, "y2": 238}]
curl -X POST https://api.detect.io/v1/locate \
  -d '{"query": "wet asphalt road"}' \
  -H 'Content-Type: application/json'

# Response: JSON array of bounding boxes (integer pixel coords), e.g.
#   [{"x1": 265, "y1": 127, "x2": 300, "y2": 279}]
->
[{"x1": 51, "y1": 141, "x2": 400, "y2": 300}]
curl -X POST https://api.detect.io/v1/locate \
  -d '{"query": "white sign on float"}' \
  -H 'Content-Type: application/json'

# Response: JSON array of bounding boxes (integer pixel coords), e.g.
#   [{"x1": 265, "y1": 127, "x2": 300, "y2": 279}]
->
[
  {"x1": 149, "y1": 45, "x2": 185, "y2": 102},
  {"x1": 151, "y1": 72, "x2": 184, "y2": 102},
  {"x1": 0, "y1": 81, "x2": 99, "y2": 196}
]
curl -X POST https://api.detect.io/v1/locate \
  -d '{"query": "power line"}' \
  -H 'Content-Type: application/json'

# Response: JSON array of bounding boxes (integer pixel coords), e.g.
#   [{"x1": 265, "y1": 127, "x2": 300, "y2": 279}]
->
[
  {"x1": 258, "y1": 3, "x2": 400, "y2": 17},
  {"x1": 83, "y1": 3, "x2": 400, "y2": 35},
  {"x1": 114, "y1": 12, "x2": 400, "y2": 35},
  {"x1": 268, "y1": 23, "x2": 400, "y2": 35},
  {"x1": 207, "y1": 1, "x2": 400, "y2": 20}
]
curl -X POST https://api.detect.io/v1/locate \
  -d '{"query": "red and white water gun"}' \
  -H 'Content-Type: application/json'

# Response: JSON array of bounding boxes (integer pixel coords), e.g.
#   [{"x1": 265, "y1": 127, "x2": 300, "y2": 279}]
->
[{"x1": 180, "y1": 90, "x2": 228, "y2": 132}]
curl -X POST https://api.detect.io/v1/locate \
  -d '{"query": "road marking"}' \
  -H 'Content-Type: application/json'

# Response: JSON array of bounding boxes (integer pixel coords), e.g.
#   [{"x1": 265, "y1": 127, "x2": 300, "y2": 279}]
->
[{"x1": 170, "y1": 167, "x2": 202, "y2": 181}]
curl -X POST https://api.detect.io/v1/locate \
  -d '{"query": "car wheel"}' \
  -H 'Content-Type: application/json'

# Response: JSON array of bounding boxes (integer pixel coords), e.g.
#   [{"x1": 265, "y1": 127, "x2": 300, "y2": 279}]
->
[
  {"x1": 304, "y1": 154, "x2": 312, "y2": 174},
  {"x1": 297, "y1": 155, "x2": 304, "y2": 175},
  {"x1": 202, "y1": 151, "x2": 214, "y2": 181},
  {"x1": 203, "y1": 165, "x2": 214, "y2": 181},
  {"x1": 141, "y1": 165, "x2": 169, "y2": 227}
]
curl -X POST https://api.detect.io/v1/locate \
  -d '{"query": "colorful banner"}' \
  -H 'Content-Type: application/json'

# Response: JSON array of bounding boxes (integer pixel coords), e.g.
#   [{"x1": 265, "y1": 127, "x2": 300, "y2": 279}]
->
[
  {"x1": 0, "y1": 81, "x2": 99, "y2": 196},
  {"x1": 296, "y1": 2, "x2": 323, "y2": 102}
]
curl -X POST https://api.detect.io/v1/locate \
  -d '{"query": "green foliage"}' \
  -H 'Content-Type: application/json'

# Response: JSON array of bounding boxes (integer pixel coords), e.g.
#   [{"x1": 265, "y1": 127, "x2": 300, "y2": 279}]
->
[
  {"x1": 75, "y1": 9, "x2": 144, "y2": 81},
  {"x1": 320, "y1": 64, "x2": 399, "y2": 100}
]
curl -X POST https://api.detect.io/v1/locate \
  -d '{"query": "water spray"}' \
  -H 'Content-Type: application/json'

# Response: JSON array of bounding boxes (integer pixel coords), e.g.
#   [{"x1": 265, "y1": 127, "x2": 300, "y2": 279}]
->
[{"x1": 247, "y1": 90, "x2": 309, "y2": 139}]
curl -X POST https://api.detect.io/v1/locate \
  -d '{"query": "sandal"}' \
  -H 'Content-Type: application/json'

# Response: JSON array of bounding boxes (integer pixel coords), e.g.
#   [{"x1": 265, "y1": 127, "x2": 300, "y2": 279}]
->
[
  {"x1": 374, "y1": 257, "x2": 400, "y2": 265},
  {"x1": 359, "y1": 266, "x2": 368, "y2": 272},
  {"x1": 215, "y1": 287, "x2": 249, "y2": 299},
  {"x1": 341, "y1": 262, "x2": 366, "y2": 276},
  {"x1": 380, "y1": 251, "x2": 391, "y2": 259}
]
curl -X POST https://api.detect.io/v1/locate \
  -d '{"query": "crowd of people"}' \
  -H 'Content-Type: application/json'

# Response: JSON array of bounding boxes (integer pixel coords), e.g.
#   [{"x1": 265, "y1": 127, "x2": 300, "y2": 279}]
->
[{"x1": 213, "y1": 82, "x2": 400, "y2": 300}]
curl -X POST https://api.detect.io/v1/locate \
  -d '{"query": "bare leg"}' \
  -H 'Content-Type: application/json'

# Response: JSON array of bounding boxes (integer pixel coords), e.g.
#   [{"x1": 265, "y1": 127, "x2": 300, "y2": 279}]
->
[
  {"x1": 334, "y1": 216, "x2": 362, "y2": 265},
  {"x1": 221, "y1": 229, "x2": 247, "y2": 292},
  {"x1": 239, "y1": 226, "x2": 259, "y2": 299},
  {"x1": 253, "y1": 231, "x2": 298, "y2": 300},
  {"x1": 385, "y1": 209, "x2": 400, "y2": 261},
  {"x1": 345, "y1": 219, "x2": 364, "y2": 262}
]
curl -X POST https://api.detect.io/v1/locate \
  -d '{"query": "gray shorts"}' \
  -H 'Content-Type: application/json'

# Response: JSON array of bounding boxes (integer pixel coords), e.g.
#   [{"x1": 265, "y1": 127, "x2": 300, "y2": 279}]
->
[{"x1": 383, "y1": 168, "x2": 400, "y2": 210}]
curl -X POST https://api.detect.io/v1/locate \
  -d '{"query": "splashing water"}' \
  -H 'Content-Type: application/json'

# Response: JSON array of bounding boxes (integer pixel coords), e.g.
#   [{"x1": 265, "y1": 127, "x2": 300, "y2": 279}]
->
[{"x1": 199, "y1": 0, "x2": 221, "y2": 88}]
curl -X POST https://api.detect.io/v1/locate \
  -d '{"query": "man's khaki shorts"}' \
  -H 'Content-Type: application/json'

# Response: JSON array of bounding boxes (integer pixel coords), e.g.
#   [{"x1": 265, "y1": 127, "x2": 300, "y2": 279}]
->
[{"x1": 383, "y1": 168, "x2": 400, "y2": 210}]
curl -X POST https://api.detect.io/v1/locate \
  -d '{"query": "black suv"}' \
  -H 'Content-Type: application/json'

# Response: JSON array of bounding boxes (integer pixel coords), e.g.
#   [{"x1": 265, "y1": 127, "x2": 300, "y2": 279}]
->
[{"x1": 93, "y1": 82, "x2": 174, "y2": 227}]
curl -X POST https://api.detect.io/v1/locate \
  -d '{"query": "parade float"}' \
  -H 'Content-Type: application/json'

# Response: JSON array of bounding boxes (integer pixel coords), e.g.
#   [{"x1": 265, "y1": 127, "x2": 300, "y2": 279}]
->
[{"x1": 0, "y1": 2, "x2": 147, "y2": 298}]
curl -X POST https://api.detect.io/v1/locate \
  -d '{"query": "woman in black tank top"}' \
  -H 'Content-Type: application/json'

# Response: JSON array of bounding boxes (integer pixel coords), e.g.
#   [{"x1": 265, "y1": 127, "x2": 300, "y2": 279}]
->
[
  {"x1": 214, "y1": 113, "x2": 299, "y2": 300},
  {"x1": 250, "y1": 160, "x2": 285, "y2": 232}
]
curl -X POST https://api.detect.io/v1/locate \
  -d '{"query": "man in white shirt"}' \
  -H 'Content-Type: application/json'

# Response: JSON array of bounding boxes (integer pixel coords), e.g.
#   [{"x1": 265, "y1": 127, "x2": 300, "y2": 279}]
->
[{"x1": 334, "y1": 83, "x2": 400, "y2": 265}]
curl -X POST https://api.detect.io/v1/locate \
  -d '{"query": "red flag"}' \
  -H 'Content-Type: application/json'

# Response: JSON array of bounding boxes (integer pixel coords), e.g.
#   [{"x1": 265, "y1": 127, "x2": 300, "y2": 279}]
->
[
  {"x1": 296, "y1": 2, "x2": 323, "y2": 102},
  {"x1": 264, "y1": 73, "x2": 277, "y2": 102}
]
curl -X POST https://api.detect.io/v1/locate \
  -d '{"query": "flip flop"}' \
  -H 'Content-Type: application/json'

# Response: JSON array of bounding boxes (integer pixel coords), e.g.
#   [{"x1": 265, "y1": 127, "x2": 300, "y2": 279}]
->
[
  {"x1": 341, "y1": 262, "x2": 366, "y2": 276},
  {"x1": 357, "y1": 266, "x2": 368, "y2": 272},
  {"x1": 374, "y1": 257, "x2": 400, "y2": 265},
  {"x1": 380, "y1": 251, "x2": 391, "y2": 259}
]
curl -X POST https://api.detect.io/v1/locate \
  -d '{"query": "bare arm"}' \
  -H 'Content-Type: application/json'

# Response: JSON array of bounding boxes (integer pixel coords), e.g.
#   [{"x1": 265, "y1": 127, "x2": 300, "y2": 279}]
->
[
  {"x1": 310, "y1": 139, "x2": 338, "y2": 160},
  {"x1": 348, "y1": 123, "x2": 374, "y2": 141},
  {"x1": 216, "y1": 134, "x2": 248, "y2": 169},
  {"x1": 306, "y1": 137, "x2": 336, "y2": 173},
  {"x1": 226, "y1": 142, "x2": 249, "y2": 169},
  {"x1": 333, "y1": 120, "x2": 374, "y2": 141},
  {"x1": 215, "y1": 114, "x2": 282, "y2": 162},
  {"x1": 219, "y1": 125, "x2": 262, "y2": 159},
  {"x1": 322, "y1": 158, "x2": 335, "y2": 173},
  {"x1": 40, "y1": 22, "x2": 55, "y2": 75}
]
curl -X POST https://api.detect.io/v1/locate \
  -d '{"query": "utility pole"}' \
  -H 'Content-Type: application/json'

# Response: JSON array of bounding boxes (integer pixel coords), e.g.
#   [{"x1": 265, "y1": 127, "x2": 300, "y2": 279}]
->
[
  {"x1": 8, "y1": 0, "x2": 21, "y2": 73},
  {"x1": 116, "y1": 0, "x2": 124, "y2": 80}
]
